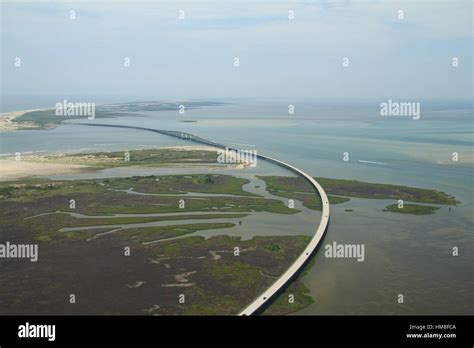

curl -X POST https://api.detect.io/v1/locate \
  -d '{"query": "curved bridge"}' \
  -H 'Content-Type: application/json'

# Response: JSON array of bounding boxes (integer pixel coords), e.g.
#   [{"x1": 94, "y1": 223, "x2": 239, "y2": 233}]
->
[{"x1": 75, "y1": 123, "x2": 330, "y2": 315}]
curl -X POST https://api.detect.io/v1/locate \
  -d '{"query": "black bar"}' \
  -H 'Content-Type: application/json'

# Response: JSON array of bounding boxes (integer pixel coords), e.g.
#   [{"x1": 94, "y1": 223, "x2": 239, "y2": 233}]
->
[{"x1": 0, "y1": 315, "x2": 472, "y2": 346}]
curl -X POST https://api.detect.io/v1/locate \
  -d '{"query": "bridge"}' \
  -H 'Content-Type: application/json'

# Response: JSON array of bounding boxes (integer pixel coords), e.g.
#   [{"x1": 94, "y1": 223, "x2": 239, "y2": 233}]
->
[{"x1": 75, "y1": 123, "x2": 331, "y2": 315}]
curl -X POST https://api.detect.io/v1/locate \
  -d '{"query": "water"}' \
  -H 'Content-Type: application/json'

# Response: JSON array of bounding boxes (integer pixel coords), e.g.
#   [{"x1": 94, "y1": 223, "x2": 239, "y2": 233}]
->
[{"x1": 1, "y1": 99, "x2": 472, "y2": 314}]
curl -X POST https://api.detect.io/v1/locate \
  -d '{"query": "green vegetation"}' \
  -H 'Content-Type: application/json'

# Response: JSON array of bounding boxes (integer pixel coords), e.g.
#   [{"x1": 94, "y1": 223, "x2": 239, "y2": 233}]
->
[
  {"x1": 116, "y1": 222, "x2": 236, "y2": 243},
  {"x1": 11, "y1": 148, "x2": 219, "y2": 167},
  {"x1": 104, "y1": 174, "x2": 258, "y2": 196},
  {"x1": 258, "y1": 175, "x2": 459, "y2": 211},
  {"x1": 148, "y1": 234, "x2": 312, "y2": 315},
  {"x1": 182, "y1": 293, "x2": 240, "y2": 315},
  {"x1": 11, "y1": 149, "x2": 459, "y2": 315},
  {"x1": 68, "y1": 149, "x2": 219, "y2": 167},
  {"x1": 15, "y1": 109, "x2": 65, "y2": 129},
  {"x1": 15, "y1": 109, "x2": 131, "y2": 129},
  {"x1": 0, "y1": 179, "x2": 106, "y2": 202},
  {"x1": 14, "y1": 101, "x2": 226, "y2": 130},
  {"x1": 257, "y1": 176, "x2": 350, "y2": 211},
  {"x1": 262, "y1": 280, "x2": 314, "y2": 315},
  {"x1": 0, "y1": 162, "x2": 320, "y2": 316},
  {"x1": 28, "y1": 213, "x2": 247, "y2": 242},
  {"x1": 160, "y1": 236, "x2": 205, "y2": 258},
  {"x1": 383, "y1": 203, "x2": 440, "y2": 215},
  {"x1": 209, "y1": 261, "x2": 262, "y2": 288},
  {"x1": 0, "y1": 175, "x2": 297, "y2": 245},
  {"x1": 263, "y1": 258, "x2": 316, "y2": 315},
  {"x1": 263, "y1": 242, "x2": 282, "y2": 254},
  {"x1": 0, "y1": 176, "x2": 296, "y2": 217},
  {"x1": 280, "y1": 193, "x2": 348, "y2": 211},
  {"x1": 261, "y1": 236, "x2": 311, "y2": 260},
  {"x1": 1, "y1": 143, "x2": 317, "y2": 316},
  {"x1": 0, "y1": 173, "x2": 259, "y2": 199},
  {"x1": 316, "y1": 177, "x2": 459, "y2": 205}
]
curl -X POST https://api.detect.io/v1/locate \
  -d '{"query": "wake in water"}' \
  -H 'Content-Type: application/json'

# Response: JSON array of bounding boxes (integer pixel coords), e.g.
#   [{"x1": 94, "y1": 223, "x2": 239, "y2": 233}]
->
[{"x1": 358, "y1": 160, "x2": 390, "y2": 166}]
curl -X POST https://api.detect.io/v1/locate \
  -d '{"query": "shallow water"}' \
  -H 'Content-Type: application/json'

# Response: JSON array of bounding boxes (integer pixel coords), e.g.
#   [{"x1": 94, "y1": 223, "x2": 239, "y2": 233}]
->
[{"x1": 1, "y1": 100, "x2": 472, "y2": 314}]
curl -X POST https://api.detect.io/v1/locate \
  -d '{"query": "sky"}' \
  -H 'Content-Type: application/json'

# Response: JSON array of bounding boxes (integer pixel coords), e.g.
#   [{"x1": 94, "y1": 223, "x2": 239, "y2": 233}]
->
[{"x1": 1, "y1": 0, "x2": 472, "y2": 102}]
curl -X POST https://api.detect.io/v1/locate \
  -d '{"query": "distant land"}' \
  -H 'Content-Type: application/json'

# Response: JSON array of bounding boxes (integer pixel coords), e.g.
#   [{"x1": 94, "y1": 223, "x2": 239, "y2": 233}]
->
[{"x1": 0, "y1": 101, "x2": 226, "y2": 131}]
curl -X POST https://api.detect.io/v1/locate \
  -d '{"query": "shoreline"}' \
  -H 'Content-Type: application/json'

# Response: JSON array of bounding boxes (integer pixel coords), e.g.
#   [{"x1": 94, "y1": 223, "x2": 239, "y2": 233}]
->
[
  {"x1": 0, "y1": 108, "x2": 52, "y2": 131},
  {"x1": 0, "y1": 146, "x2": 249, "y2": 181},
  {"x1": 0, "y1": 159, "x2": 91, "y2": 181}
]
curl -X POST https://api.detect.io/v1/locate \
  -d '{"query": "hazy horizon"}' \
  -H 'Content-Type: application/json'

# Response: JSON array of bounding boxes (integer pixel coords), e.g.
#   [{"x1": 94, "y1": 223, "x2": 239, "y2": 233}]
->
[
  {"x1": 1, "y1": 0, "x2": 472, "y2": 102},
  {"x1": 1, "y1": 94, "x2": 472, "y2": 113}
]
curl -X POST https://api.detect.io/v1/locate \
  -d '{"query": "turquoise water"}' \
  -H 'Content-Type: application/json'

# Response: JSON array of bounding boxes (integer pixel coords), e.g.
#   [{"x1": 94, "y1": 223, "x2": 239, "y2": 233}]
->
[{"x1": 1, "y1": 100, "x2": 472, "y2": 314}]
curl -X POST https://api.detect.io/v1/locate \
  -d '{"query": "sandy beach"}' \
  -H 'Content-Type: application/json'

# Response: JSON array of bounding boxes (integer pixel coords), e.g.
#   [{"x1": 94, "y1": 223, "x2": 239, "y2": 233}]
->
[
  {"x1": 160, "y1": 145, "x2": 219, "y2": 152},
  {"x1": 0, "y1": 109, "x2": 49, "y2": 131},
  {"x1": 0, "y1": 159, "x2": 90, "y2": 181},
  {"x1": 0, "y1": 146, "x2": 249, "y2": 181}
]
